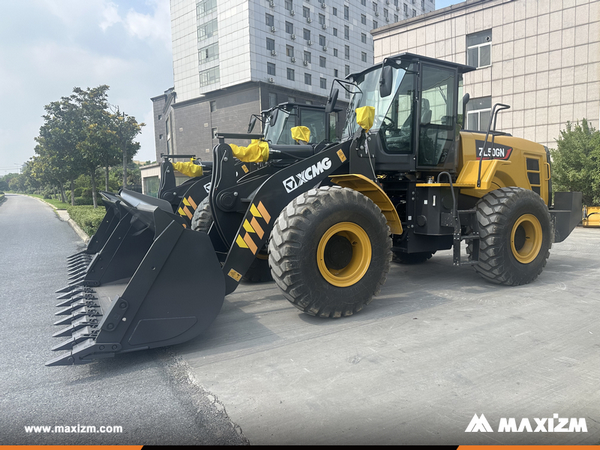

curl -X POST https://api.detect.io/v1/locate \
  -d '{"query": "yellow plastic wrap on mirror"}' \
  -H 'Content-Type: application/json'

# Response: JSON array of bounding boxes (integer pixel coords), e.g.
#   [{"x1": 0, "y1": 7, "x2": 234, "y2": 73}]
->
[
  {"x1": 229, "y1": 140, "x2": 270, "y2": 163},
  {"x1": 291, "y1": 126, "x2": 311, "y2": 143},
  {"x1": 356, "y1": 106, "x2": 375, "y2": 132},
  {"x1": 173, "y1": 160, "x2": 203, "y2": 178}
]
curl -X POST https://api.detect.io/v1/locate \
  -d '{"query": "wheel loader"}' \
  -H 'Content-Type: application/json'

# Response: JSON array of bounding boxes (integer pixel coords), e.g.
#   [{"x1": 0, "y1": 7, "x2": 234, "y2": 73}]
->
[{"x1": 48, "y1": 53, "x2": 582, "y2": 366}]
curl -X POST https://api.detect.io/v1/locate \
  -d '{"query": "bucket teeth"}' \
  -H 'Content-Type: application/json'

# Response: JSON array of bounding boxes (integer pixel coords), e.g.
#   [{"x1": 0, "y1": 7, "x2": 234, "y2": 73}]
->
[
  {"x1": 56, "y1": 292, "x2": 96, "y2": 308},
  {"x1": 57, "y1": 287, "x2": 93, "y2": 300},
  {"x1": 51, "y1": 326, "x2": 98, "y2": 351},
  {"x1": 53, "y1": 306, "x2": 102, "y2": 326},
  {"x1": 55, "y1": 298, "x2": 100, "y2": 315},
  {"x1": 67, "y1": 263, "x2": 88, "y2": 274},
  {"x1": 56, "y1": 282, "x2": 84, "y2": 294},
  {"x1": 46, "y1": 339, "x2": 98, "y2": 366},
  {"x1": 52, "y1": 316, "x2": 101, "y2": 338}
]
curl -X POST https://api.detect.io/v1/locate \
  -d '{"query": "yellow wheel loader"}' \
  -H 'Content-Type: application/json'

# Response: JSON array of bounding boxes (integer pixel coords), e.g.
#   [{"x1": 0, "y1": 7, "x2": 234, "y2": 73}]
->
[
  {"x1": 583, "y1": 206, "x2": 600, "y2": 227},
  {"x1": 48, "y1": 53, "x2": 582, "y2": 366}
]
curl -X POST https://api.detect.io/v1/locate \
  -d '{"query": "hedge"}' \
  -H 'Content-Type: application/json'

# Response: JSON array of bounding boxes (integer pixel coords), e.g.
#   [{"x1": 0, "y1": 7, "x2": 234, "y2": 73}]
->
[{"x1": 66, "y1": 205, "x2": 107, "y2": 237}]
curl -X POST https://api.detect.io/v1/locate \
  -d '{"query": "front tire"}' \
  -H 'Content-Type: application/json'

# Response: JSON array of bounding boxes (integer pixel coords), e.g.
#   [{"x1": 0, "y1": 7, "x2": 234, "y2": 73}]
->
[
  {"x1": 474, "y1": 187, "x2": 552, "y2": 286},
  {"x1": 268, "y1": 186, "x2": 392, "y2": 318}
]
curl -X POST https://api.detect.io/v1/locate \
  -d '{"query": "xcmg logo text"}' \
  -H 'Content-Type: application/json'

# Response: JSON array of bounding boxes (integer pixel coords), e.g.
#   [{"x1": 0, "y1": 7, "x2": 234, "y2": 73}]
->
[
  {"x1": 282, "y1": 157, "x2": 332, "y2": 193},
  {"x1": 466, "y1": 413, "x2": 588, "y2": 433}
]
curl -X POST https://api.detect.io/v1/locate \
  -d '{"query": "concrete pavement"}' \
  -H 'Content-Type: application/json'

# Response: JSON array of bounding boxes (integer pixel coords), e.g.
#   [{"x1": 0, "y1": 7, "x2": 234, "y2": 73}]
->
[
  {"x1": 175, "y1": 226, "x2": 600, "y2": 445},
  {"x1": 19, "y1": 193, "x2": 600, "y2": 445}
]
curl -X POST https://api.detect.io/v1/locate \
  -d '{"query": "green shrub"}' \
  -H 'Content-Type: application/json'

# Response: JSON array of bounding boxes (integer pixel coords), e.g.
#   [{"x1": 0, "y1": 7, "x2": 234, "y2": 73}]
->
[
  {"x1": 66, "y1": 205, "x2": 107, "y2": 236},
  {"x1": 74, "y1": 196, "x2": 94, "y2": 206}
]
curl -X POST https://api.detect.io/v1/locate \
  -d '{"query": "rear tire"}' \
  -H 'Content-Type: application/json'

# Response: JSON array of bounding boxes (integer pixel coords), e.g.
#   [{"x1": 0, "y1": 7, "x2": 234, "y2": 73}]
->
[
  {"x1": 268, "y1": 186, "x2": 392, "y2": 318},
  {"x1": 191, "y1": 197, "x2": 272, "y2": 283},
  {"x1": 474, "y1": 187, "x2": 552, "y2": 286}
]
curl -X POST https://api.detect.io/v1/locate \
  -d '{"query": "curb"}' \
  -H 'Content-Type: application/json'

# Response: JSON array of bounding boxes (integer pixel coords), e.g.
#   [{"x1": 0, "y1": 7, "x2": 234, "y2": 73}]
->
[{"x1": 32, "y1": 196, "x2": 90, "y2": 244}]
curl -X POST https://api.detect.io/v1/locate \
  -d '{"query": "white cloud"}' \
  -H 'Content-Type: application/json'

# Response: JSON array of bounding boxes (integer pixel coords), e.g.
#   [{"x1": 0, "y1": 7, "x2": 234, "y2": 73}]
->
[{"x1": 0, "y1": 0, "x2": 173, "y2": 166}]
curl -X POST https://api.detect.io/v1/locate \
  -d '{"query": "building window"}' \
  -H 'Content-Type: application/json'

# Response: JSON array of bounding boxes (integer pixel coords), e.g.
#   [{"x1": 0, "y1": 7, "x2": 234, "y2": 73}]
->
[
  {"x1": 333, "y1": 27, "x2": 338, "y2": 37},
  {"x1": 269, "y1": 93, "x2": 277, "y2": 107},
  {"x1": 344, "y1": 25, "x2": 349, "y2": 40},
  {"x1": 421, "y1": 0, "x2": 425, "y2": 9},
  {"x1": 285, "y1": 21, "x2": 294, "y2": 34},
  {"x1": 196, "y1": 0, "x2": 217, "y2": 19},
  {"x1": 319, "y1": 13, "x2": 325, "y2": 25},
  {"x1": 361, "y1": 52, "x2": 367, "y2": 62},
  {"x1": 466, "y1": 96, "x2": 492, "y2": 131},
  {"x1": 412, "y1": 9, "x2": 416, "y2": 17},
  {"x1": 209, "y1": 101, "x2": 216, "y2": 112},
  {"x1": 467, "y1": 29, "x2": 492, "y2": 68},
  {"x1": 345, "y1": 65, "x2": 350, "y2": 76},
  {"x1": 333, "y1": 48, "x2": 338, "y2": 57},
  {"x1": 319, "y1": 35, "x2": 326, "y2": 47},
  {"x1": 285, "y1": 0, "x2": 293, "y2": 10},
  {"x1": 344, "y1": 45, "x2": 350, "y2": 60},
  {"x1": 384, "y1": 8, "x2": 389, "y2": 20},
  {"x1": 287, "y1": 68, "x2": 295, "y2": 81},
  {"x1": 404, "y1": 4, "x2": 408, "y2": 14},
  {"x1": 344, "y1": 5, "x2": 349, "y2": 20},
  {"x1": 266, "y1": 38, "x2": 275, "y2": 51},
  {"x1": 198, "y1": 19, "x2": 218, "y2": 41},
  {"x1": 333, "y1": 7, "x2": 337, "y2": 16},
  {"x1": 304, "y1": 51, "x2": 311, "y2": 63},
  {"x1": 267, "y1": 62, "x2": 276, "y2": 76},
  {"x1": 361, "y1": 14, "x2": 366, "y2": 25},
  {"x1": 198, "y1": 42, "x2": 219, "y2": 64},
  {"x1": 319, "y1": 56, "x2": 326, "y2": 67},
  {"x1": 303, "y1": 6, "x2": 310, "y2": 19},
  {"x1": 361, "y1": 0, "x2": 366, "y2": 5},
  {"x1": 304, "y1": 73, "x2": 312, "y2": 85},
  {"x1": 320, "y1": 77, "x2": 327, "y2": 89},
  {"x1": 303, "y1": 28, "x2": 311, "y2": 41},
  {"x1": 286, "y1": 45, "x2": 294, "y2": 57},
  {"x1": 334, "y1": 68, "x2": 338, "y2": 77},
  {"x1": 373, "y1": 2, "x2": 378, "y2": 13},
  {"x1": 394, "y1": 14, "x2": 398, "y2": 22},
  {"x1": 266, "y1": 13, "x2": 274, "y2": 27},
  {"x1": 361, "y1": 33, "x2": 367, "y2": 43},
  {"x1": 199, "y1": 66, "x2": 220, "y2": 87},
  {"x1": 394, "y1": 0, "x2": 398, "y2": 6},
  {"x1": 373, "y1": 20, "x2": 378, "y2": 28}
]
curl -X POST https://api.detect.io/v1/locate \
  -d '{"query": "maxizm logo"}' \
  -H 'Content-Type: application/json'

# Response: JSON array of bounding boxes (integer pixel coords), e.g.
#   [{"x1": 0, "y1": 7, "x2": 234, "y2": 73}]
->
[
  {"x1": 465, "y1": 414, "x2": 588, "y2": 433},
  {"x1": 282, "y1": 157, "x2": 332, "y2": 193}
]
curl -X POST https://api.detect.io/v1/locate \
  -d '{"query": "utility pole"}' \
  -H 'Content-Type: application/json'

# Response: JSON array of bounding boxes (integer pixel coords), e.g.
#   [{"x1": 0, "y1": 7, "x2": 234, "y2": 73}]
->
[{"x1": 121, "y1": 112, "x2": 128, "y2": 188}]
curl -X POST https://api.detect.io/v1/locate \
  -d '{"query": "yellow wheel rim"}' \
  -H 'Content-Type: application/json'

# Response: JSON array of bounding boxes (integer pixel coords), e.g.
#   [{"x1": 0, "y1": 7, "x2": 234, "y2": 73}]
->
[
  {"x1": 317, "y1": 222, "x2": 372, "y2": 287},
  {"x1": 511, "y1": 214, "x2": 543, "y2": 264}
]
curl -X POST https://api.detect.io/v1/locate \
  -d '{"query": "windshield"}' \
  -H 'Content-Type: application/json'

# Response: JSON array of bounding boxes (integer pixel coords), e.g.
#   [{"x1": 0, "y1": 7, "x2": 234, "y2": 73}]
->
[
  {"x1": 263, "y1": 107, "x2": 296, "y2": 145},
  {"x1": 342, "y1": 66, "x2": 407, "y2": 139}
]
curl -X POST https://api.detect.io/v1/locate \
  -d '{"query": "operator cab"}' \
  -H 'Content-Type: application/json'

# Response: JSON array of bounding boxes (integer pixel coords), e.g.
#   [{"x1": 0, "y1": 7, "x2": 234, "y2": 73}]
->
[
  {"x1": 260, "y1": 102, "x2": 339, "y2": 145},
  {"x1": 342, "y1": 53, "x2": 475, "y2": 174}
]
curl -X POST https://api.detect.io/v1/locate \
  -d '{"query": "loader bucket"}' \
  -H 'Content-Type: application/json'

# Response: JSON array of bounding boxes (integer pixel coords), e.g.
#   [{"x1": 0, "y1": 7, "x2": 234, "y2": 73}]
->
[
  {"x1": 48, "y1": 206, "x2": 225, "y2": 366},
  {"x1": 66, "y1": 192, "x2": 127, "y2": 268}
]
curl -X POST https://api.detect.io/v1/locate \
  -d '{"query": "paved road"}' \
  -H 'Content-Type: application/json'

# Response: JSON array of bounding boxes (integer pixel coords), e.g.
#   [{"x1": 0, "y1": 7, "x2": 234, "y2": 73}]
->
[
  {"x1": 0, "y1": 194, "x2": 247, "y2": 445},
  {"x1": 176, "y1": 223, "x2": 600, "y2": 445},
  {"x1": 3, "y1": 193, "x2": 599, "y2": 445}
]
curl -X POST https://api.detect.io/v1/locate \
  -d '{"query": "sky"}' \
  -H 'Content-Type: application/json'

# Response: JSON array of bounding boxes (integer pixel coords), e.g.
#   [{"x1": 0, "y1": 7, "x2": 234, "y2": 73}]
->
[{"x1": 0, "y1": 0, "x2": 462, "y2": 175}]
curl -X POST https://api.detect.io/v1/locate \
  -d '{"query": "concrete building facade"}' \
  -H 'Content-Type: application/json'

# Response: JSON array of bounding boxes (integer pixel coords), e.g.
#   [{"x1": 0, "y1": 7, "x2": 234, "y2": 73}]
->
[{"x1": 371, "y1": 0, "x2": 600, "y2": 150}]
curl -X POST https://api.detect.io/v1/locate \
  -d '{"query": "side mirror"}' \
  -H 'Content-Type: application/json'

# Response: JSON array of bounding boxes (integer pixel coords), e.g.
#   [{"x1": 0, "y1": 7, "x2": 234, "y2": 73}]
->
[
  {"x1": 247, "y1": 115, "x2": 257, "y2": 133},
  {"x1": 379, "y1": 65, "x2": 393, "y2": 98},
  {"x1": 325, "y1": 88, "x2": 339, "y2": 114}
]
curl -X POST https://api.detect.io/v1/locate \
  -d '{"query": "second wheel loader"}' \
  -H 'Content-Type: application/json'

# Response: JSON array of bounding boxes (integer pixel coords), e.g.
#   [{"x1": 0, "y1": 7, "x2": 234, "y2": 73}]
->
[{"x1": 48, "y1": 53, "x2": 582, "y2": 366}]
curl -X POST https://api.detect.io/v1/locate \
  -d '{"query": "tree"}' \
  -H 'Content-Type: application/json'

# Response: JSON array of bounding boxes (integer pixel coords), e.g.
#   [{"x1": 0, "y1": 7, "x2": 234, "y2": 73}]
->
[{"x1": 551, "y1": 119, "x2": 600, "y2": 206}]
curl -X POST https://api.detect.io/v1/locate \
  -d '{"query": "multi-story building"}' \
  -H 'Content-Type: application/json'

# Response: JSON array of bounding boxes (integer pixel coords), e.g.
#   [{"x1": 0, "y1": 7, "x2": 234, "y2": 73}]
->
[
  {"x1": 371, "y1": 0, "x2": 600, "y2": 150},
  {"x1": 143, "y1": 0, "x2": 436, "y2": 195}
]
